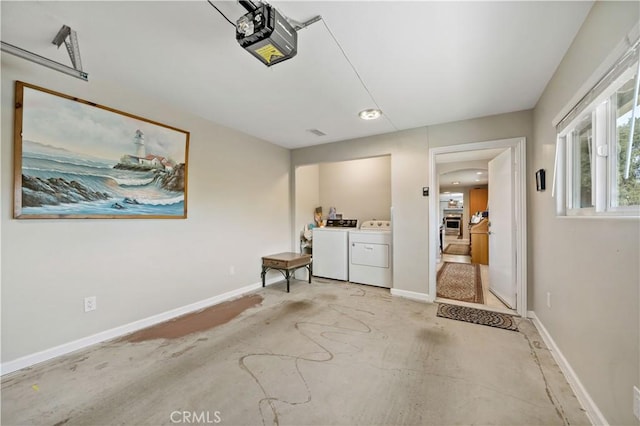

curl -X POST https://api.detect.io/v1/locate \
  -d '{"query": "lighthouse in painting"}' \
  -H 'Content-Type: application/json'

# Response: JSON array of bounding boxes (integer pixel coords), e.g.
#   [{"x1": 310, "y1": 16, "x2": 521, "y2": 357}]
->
[
  {"x1": 134, "y1": 129, "x2": 145, "y2": 158},
  {"x1": 115, "y1": 129, "x2": 175, "y2": 172}
]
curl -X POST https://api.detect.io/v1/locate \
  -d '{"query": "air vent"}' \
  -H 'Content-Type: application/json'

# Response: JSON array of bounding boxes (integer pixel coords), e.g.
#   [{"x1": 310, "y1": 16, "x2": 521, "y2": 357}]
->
[{"x1": 307, "y1": 129, "x2": 326, "y2": 137}]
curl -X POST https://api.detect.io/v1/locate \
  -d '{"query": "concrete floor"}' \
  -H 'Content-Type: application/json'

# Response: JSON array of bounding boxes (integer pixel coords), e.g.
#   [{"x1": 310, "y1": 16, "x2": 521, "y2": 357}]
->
[{"x1": 1, "y1": 279, "x2": 589, "y2": 426}]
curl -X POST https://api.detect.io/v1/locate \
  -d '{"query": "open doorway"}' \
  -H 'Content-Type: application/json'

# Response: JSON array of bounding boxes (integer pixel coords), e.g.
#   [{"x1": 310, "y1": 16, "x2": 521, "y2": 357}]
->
[
  {"x1": 437, "y1": 166, "x2": 511, "y2": 312},
  {"x1": 428, "y1": 137, "x2": 527, "y2": 318}
]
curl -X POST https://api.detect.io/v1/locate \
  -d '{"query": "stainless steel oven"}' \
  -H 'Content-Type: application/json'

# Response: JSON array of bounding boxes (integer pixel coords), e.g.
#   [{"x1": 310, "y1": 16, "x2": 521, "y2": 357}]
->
[
  {"x1": 443, "y1": 209, "x2": 463, "y2": 236},
  {"x1": 444, "y1": 217, "x2": 461, "y2": 235}
]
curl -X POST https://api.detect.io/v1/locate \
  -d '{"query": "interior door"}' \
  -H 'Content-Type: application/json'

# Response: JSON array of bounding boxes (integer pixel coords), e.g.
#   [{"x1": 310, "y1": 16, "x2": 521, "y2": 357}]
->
[{"x1": 488, "y1": 148, "x2": 516, "y2": 308}]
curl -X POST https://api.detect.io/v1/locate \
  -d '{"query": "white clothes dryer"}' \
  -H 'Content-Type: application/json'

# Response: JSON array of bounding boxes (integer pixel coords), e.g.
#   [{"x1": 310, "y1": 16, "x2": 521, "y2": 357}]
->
[{"x1": 348, "y1": 220, "x2": 392, "y2": 288}]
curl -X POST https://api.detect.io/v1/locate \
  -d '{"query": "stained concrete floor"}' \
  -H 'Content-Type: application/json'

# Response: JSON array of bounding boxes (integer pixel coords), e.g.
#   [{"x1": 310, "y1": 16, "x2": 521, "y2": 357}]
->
[{"x1": 1, "y1": 279, "x2": 589, "y2": 426}]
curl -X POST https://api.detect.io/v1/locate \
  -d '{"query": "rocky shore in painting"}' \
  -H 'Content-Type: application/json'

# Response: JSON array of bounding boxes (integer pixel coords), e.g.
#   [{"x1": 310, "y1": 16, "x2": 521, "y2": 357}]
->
[
  {"x1": 20, "y1": 163, "x2": 186, "y2": 209},
  {"x1": 21, "y1": 175, "x2": 111, "y2": 207},
  {"x1": 157, "y1": 163, "x2": 185, "y2": 192},
  {"x1": 113, "y1": 163, "x2": 158, "y2": 172},
  {"x1": 113, "y1": 162, "x2": 185, "y2": 192}
]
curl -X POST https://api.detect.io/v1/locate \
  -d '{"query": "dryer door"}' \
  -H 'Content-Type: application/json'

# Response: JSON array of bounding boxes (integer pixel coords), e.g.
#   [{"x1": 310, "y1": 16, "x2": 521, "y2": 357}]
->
[{"x1": 351, "y1": 242, "x2": 389, "y2": 268}]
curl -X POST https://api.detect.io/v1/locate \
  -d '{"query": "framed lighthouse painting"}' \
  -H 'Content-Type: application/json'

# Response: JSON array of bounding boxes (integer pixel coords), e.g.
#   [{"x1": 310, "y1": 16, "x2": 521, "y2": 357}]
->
[{"x1": 13, "y1": 81, "x2": 190, "y2": 219}]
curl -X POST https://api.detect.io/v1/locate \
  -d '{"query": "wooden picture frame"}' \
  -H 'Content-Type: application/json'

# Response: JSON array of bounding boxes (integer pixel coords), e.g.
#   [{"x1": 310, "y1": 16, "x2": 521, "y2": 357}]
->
[{"x1": 13, "y1": 81, "x2": 189, "y2": 219}]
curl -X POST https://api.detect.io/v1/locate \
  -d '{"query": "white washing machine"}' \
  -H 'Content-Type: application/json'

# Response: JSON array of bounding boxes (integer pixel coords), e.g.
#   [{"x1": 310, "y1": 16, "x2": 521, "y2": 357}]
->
[
  {"x1": 349, "y1": 220, "x2": 392, "y2": 288},
  {"x1": 312, "y1": 219, "x2": 358, "y2": 281}
]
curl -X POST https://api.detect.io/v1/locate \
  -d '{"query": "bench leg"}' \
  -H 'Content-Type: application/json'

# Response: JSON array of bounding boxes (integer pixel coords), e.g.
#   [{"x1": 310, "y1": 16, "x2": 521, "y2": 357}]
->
[
  {"x1": 307, "y1": 264, "x2": 312, "y2": 284},
  {"x1": 261, "y1": 266, "x2": 267, "y2": 287}
]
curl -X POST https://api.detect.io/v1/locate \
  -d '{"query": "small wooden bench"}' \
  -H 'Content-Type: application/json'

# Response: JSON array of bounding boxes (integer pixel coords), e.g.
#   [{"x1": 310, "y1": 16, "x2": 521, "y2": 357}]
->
[{"x1": 261, "y1": 252, "x2": 312, "y2": 292}]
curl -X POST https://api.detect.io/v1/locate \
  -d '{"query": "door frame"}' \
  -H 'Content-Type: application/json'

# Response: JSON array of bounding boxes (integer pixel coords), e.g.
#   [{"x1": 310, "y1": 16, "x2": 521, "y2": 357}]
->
[{"x1": 428, "y1": 137, "x2": 527, "y2": 317}]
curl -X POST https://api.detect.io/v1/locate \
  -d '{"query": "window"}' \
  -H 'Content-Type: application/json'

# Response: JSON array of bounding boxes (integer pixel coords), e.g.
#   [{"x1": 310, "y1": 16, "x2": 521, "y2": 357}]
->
[
  {"x1": 555, "y1": 39, "x2": 640, "y2": 217},
  {"x1": 571, "y1": 116, "x2": 593, "y2": 209},
  {"x1": 613, "y1": 77, "x2": 640, "y2": 207}
]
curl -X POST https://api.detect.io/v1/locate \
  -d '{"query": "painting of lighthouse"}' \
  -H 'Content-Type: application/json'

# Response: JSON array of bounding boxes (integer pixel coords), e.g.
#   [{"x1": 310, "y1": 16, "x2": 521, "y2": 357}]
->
[
  {"x1": 134, "y1": 130, "x2": 145, "y2": 157},
  {"x1": 13, "y1": 81, "x2": 190, "y2": 219}
]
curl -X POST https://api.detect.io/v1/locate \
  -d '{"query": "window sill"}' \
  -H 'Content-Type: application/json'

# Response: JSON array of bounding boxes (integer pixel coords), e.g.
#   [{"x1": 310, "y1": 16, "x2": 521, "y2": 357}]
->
[{"x1": 558, "y1": 213, "x2": 640, "y2": 220}]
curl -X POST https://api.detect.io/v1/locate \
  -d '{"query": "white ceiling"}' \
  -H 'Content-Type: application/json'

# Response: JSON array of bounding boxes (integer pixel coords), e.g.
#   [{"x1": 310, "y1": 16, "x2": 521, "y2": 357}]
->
[
  {"x1": 436, "y1": 147, "x2": 503, "y2": 186},
  {"x1": 441, "y1": 168, "x2": 488, "y2": 187},
  {"x1": 1, "y1": 1, "x2": 593, "y2": 149}
]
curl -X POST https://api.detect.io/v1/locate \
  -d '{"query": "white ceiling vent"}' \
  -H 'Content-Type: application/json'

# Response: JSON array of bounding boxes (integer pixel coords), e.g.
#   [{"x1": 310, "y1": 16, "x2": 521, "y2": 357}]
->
[{"x1": 307, "y1": 129, "x2": 326, "y2": 137}]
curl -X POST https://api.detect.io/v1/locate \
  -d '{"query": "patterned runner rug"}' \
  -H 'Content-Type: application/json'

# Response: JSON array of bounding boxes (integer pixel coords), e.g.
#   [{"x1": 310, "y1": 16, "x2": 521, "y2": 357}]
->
[
  {"x1": 437, "y1": 303, "x2": 519, "y2": 331},
  {"x1": 443, "y1": 243, "x2": 470, "y2": 256},
  {"x1": 437, "y1": 262, "x2": 483, "y2": 303}
]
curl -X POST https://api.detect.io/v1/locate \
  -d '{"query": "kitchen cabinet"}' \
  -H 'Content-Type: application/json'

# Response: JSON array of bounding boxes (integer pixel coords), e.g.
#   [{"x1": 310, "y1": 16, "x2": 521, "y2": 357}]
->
[
  {"x1": 470, "y1": 218, "x2": 489, "y2": 265},
  {"x1": 469, "y1": 188, "x2": 488, "y2": 215}
]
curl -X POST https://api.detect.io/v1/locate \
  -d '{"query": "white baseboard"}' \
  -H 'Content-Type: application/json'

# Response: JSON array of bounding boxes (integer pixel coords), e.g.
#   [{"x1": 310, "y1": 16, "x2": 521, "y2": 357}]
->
[
  {"x1": 527, "y1": 311, "x2": 608, "y2": 426},
  {"x1": 1, "y1": 277, "x2": 281, "y2": 376},
  {"x1": 390, "y1": 288, "x2": 431, "y2": 302}
]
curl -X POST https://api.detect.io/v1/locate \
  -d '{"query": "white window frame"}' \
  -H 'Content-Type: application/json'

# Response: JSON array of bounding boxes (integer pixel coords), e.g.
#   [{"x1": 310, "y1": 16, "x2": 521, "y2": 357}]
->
[{"x1": 555, "y1": 56, "x2": 640, "y2": 218}]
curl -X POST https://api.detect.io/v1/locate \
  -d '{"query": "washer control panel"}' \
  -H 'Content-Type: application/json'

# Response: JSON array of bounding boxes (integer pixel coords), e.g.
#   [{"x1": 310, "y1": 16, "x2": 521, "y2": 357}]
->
[{"x1": 325, "y1": 219, "x2": 359, "y2": 228}]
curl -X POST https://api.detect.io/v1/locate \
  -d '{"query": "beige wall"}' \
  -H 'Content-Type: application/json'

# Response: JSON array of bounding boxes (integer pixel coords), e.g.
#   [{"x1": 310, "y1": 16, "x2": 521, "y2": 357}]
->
[
  {"x1": 294, "y1": 164, "x2": 320, "y2": 247},
  {"x1": 1, "y1": 55, "x2": 291, "y2": 362},
  {"x1": 292, "y1": 110, "x2": 532, "y2": 296},
  {"x1": 318, "y1": 156, "x2": 391, "y2": 222},
  {"x1": 531, "y1": 2, "x2": 640, "y2": 424}
]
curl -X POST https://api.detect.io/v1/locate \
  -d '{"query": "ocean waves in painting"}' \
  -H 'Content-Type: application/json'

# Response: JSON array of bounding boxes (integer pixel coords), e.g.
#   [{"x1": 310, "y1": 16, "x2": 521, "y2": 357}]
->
[{"x1": 21, "y1": 150, "x2": 184, "y2": 217}]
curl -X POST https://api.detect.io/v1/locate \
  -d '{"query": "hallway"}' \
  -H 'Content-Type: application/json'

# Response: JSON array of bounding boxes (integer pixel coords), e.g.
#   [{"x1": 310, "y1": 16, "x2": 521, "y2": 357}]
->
[{"x1": 437, "y1": 235, "x2": 512, "y2": 313}]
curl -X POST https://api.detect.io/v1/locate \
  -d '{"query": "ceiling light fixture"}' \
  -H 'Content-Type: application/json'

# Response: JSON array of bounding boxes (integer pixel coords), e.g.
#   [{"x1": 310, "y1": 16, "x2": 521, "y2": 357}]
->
[
  {"x1": 452, "y1": 181, "x2": 460, "y2": 185},
  {"x1": 476, "y1": 171, "x2": 483, "y2": 175},
  {"x1": 359, "y1": 108, "x2": 382, "y2": 120}
]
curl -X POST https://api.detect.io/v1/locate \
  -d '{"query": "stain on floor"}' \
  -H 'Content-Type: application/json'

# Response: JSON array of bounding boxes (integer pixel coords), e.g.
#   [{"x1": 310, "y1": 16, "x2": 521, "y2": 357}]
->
[
  {"x1": 283, "y1": 300, "x2": 314, "y2": 312},
  {"x1": 417, "y1": 326, "x2": 449, "y2": 345},
  {"x1": 122, "y1": 294, "x2": 263, "y2": 342}
]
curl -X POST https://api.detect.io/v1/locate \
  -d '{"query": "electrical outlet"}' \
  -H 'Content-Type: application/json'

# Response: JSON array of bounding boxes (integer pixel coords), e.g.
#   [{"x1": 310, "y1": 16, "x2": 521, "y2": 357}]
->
[
  {"x1": 84, "y1": 296, "x2": 96, "y2": 312},
  {"x1": 633, "y1": 386, "x2": 640, "y2": 420},
  {"x1": 546, "y1": 292, "x2": 551, "y2": 308}
]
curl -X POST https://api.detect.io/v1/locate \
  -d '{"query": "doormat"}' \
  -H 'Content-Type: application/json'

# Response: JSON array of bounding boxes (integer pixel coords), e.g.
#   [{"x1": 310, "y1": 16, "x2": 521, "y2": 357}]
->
[
  {"x1": 443, "y1": 243, "x2": 470, "y2": 256},
  {"x1": 437, "y1": 262, "x2": 483, "y2": 304},
  {"x1": 437, "y1": 303, "x2": 519, "y2": 332}
]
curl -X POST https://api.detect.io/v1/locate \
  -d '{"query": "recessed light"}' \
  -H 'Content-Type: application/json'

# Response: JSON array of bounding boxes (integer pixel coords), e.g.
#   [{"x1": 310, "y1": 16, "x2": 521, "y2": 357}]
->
[
  {"x1": 359, "y1": 108, "x2": 382, "y2": 120},
  {"x1": 452, "y1": 181, "x2": 460, "y2": 185},
  {"x1": 476, "y1": 171, "x2": 483, "y2": 175},
  {"x1": 475, "y1": 179, "x2": 481, "y2": 182}
]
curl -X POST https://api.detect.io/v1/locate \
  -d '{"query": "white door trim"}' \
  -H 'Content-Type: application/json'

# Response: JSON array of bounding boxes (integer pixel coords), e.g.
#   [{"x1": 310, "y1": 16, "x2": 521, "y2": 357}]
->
[{"x1": 428, "y1": 137, "x2": 527, "y2": 317}]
